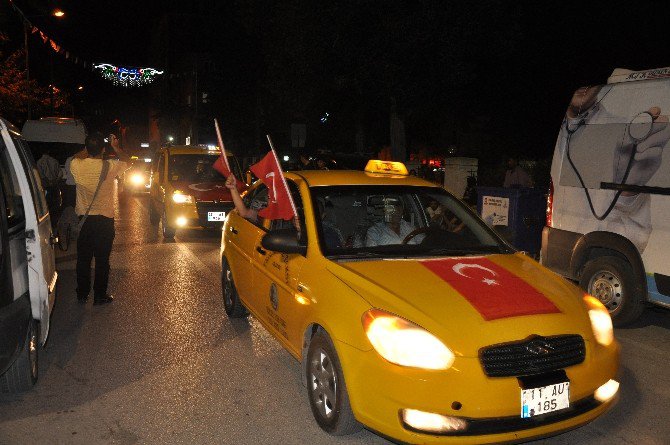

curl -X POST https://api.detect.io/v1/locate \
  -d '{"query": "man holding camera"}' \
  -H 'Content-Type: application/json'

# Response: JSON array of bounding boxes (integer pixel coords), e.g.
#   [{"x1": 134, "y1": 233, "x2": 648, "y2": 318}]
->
[{"x1": 71, "y1": 131, "x2": 130, "y2": 305}]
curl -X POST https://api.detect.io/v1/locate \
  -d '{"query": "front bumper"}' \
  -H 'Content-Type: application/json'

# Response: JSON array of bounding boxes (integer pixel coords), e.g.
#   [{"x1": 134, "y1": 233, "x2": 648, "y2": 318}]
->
[
  {"x1": 167, "y1": 201, "x2": 235, "y2": 229},
  {"x1": 336, "y1": 338, "x2": 619, "y2": 444}
]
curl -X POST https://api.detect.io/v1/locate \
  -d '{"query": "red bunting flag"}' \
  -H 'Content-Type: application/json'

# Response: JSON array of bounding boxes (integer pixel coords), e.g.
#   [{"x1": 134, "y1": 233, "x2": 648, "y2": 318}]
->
[
  {"x1": 420, "y1": 257, "x2": 560, "y2": 321},
  {"x1": 250, "y1": 145, "x2": 296, "y2": 221}
]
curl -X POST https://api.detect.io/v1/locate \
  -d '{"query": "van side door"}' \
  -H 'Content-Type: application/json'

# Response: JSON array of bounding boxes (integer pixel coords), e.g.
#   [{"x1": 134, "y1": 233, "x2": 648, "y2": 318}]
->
[{"x1": 6, "y1": 135, "x2": 57, "y2": 343}]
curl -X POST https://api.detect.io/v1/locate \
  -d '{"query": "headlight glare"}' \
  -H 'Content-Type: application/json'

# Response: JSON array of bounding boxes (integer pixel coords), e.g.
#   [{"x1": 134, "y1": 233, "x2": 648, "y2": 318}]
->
[
  {"x1": 172, "y1": 191, "x2": 193, "y2": 204},
  {"x1": 363, "y1": 309, "x2": 454, "y2": 370},
  {"x1": 130, "y1": 172, "x2": 145, "y2": 185},
  {"x1": 584, "y1": 295, "x2": 614, "y2": 346}
]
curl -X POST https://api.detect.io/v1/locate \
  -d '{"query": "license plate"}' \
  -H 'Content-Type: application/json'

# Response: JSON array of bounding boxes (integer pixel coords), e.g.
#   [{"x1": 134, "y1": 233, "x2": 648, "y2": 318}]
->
[
  {"x1": 208, "y1": 211, "x2": 226, "y2": 222},
  {"x1": 521, "y1": 382, "x2": 569, "y2": 418}
]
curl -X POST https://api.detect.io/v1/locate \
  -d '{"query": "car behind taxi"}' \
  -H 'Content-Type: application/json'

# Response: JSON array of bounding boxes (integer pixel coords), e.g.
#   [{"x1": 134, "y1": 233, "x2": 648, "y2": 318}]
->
[{"x1": 149, "y1": 145, "x2": 244, "y2": 238}]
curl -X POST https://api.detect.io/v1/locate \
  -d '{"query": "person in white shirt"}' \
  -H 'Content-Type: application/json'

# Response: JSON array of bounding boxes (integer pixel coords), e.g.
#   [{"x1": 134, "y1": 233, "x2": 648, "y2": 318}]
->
[
  {"x1": 37, "y1": 150, "x2": 62, "y2": 227},
  {"x1": 63, "y1": 156, "x2": 76, "y2": 208},
  {"x1": 365, "y1": 201, "x2": 423, "y2": 246},
  {"x1": 70, "y1": 131, "x2": 130, "y2": 305}
]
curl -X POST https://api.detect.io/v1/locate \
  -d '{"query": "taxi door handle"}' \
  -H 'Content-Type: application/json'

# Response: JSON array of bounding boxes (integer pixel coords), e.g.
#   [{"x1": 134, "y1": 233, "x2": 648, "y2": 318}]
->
[
  {"x1": 256, "y1": 246, "x2": 266, "y2": 255},
  {"x1": 230, "y1": 226, "x2": 238, "y2": 234}
]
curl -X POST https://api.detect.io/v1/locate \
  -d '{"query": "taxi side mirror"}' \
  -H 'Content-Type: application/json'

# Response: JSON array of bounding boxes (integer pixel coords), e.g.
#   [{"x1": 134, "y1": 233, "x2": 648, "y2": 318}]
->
[{"x1": 261, "y1": 228, "x2": 306, "y2": 255}]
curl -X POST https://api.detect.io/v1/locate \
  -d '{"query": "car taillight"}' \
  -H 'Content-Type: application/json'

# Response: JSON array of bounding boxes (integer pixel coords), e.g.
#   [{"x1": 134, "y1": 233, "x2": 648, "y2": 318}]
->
[{"x1": 546, "y1": 179, "x2": 554, "y2": 227}]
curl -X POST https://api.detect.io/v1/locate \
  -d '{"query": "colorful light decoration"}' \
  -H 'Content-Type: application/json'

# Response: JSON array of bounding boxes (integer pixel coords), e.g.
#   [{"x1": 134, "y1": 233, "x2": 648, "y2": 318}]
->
[{"x1": 94, "y1": 63, "x2": 164, "y2": 87}]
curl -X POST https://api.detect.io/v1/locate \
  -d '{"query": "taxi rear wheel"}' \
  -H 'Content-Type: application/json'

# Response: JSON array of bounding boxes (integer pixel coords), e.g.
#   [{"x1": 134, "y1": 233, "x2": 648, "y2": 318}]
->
[
  {"x1": 306, "y1": 330, "x2": 360, "y2": 435},
  {"x1": 580, "y1": 255, "x2": 644, "y2": 327},
  {"x1": 222, "y1": 259, "x2": 247, "y2": 318}
]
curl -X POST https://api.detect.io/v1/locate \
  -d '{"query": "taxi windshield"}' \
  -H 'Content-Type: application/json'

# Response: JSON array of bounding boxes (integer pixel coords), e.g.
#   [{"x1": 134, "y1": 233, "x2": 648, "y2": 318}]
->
[
  {"x1": 169, "y1": 154, "x2": 240, "y2": 182},
  {"x1": 310, "y1": 185, "x2": 509, "y2": 258}
]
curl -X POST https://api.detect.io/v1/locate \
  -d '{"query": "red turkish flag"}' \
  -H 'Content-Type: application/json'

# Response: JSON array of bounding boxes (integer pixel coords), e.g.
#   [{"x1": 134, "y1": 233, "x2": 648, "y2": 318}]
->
[
  {"x1": 250, "y1": 151, "x2": 296, "y2": 220},
  {"x1": 420, "y1": 257, "x2": 560, "y2": 321},
  {"x1": 212, "y1": 154, "x2": 231, "y2": 177}
]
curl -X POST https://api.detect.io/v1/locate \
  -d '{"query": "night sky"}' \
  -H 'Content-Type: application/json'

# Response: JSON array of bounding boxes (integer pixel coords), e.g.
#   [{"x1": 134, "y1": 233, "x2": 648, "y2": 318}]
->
[{"x1": 3, "y1": 0, "x2": 670, "y2": 169}]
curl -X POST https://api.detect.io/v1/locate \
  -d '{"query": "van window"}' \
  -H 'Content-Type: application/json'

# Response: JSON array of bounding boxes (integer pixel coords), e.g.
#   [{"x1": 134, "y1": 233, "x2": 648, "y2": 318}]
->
[
  {"x1": 0, "y1": 140, "x2": 26, "y2": 231},
  {"x1": 12, "y1": 137, "x2": 48, "y2": 220}
]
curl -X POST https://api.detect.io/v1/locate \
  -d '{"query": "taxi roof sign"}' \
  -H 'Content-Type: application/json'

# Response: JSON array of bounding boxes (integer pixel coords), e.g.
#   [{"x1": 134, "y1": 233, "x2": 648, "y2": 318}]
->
[{"x1": 364, "y1": 160, "x2": 409, "y2": 176}]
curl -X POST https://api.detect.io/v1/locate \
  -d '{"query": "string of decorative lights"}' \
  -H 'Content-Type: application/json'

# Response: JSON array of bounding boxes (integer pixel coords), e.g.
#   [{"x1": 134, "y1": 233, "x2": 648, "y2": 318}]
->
[{"x1": 9, "y1": 0, "x2": 164, "y2": 88}]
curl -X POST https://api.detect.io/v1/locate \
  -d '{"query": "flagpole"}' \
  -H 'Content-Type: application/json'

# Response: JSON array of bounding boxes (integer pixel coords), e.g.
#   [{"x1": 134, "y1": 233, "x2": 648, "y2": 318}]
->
[
  {"x1": 266, "y1": 135, "x2": 298, "y2": 218},
  {"x1": 214, "y1": 119, "x2": 231, "y2": 173}
]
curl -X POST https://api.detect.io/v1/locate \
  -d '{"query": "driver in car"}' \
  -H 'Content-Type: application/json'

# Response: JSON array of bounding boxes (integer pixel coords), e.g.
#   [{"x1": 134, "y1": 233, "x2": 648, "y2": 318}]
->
[{"x1": 365, "y1": 201, "x2": 424, "y2": 246}]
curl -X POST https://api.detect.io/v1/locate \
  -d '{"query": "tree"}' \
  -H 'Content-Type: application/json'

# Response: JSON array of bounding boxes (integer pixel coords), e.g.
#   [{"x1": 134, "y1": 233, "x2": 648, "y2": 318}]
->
[{"x1": 0, "y1": 33, "x2": 68, "y2": 124}]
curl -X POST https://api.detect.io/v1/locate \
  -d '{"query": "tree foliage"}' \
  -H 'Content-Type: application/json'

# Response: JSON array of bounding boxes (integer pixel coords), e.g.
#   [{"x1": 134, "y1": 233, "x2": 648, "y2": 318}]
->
[{"x1": 0, "y1": 33, "x2": 69, "y2": 124}]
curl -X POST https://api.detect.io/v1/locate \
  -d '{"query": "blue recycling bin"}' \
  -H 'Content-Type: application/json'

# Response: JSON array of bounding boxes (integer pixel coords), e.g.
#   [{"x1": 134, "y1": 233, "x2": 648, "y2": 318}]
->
[{"x1": 476, "y1": 187, "x2": 546, "y2": 254}]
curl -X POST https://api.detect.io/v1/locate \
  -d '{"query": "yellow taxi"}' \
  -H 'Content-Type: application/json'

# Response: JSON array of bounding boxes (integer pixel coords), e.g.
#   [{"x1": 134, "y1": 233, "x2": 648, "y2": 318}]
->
[
  {"x1": 220, "y1": 160, "x2": 619, "y2": 444},
  {"x1": 149, "y1": 145, "x2": 243, "y2": 238}
]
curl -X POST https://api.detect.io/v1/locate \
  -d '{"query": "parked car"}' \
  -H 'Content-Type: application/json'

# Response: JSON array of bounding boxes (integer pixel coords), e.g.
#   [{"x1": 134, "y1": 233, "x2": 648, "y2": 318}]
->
[
  {"x1": 220, "y1": 160, "x2": 620, "y2": 444},
  {"x1": 0, "y1": 117, "x2": 58, "y2": 392}
]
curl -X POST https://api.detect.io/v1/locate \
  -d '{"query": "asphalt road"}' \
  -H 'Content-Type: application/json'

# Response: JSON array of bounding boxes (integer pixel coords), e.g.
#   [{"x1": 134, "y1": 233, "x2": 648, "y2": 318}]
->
[{"x1": 1, "y1": 192, "x2": 669, "y2": 445}]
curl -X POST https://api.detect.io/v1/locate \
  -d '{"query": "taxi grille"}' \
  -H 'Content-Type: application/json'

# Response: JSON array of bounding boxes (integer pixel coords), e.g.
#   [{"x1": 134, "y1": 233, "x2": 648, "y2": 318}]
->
[
  {"x1": 479, "y1": 335, "x2": 585, "y2": 377},
  {"x1": 195, "y1": 201, "x2": 234, "y2": 227}
]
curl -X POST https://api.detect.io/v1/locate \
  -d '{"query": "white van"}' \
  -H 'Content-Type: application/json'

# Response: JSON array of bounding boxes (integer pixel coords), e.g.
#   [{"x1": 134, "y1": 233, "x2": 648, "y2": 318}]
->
[
  {"x1": 22, "y1": 117, "x2": 86, "y2": 165},
  {"x1": 0, "y1": 117, "x2": 58, "y2": 392},
  {"x1": 542, "y1": 66, "x2": 670, "y2": 326}
]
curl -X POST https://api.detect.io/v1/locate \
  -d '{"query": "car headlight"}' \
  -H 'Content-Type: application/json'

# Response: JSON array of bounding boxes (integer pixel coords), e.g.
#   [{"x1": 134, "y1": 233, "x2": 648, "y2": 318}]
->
[
  {"x1": 130, "y1": 172, "x2": 145, "y2": 185},
  {"x1": 362, "y1": 309, "x2": 455, "y2": 370},
  {"x1": 583, "y1": 295, "x2": 614, "y2": 346},
  {"x1": 172, "y1": 191, "x2": 193, "y2": 204}
]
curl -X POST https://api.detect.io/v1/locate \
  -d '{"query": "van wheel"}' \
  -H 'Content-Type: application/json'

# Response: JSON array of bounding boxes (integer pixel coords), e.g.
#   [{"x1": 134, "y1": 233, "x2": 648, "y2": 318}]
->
[
  {"x1": 580, "y1": 256, "x2": 644, "y2": 327},
  {"x1": 306, "y1": 330, "x2": 361, "y2": 435},
  {"x1": 149, "y1": 203, "x2": 159, "y2": 225},
  {"x1": 222, "y1": 258, "x2": 248, "y2": 318},
  {"x1": 0, "y1": 319, "x2": 39, "y2": 393},
  {"x1": 161, "y1": 211, "x2": 176, "y2": 239}
]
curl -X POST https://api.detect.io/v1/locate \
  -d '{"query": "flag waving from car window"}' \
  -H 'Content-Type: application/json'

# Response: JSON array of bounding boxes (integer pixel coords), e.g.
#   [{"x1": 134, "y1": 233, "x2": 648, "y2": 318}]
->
[
  {"x1": 250, "y1": 137, "x2": 297, "y2": 220},
  {"x1": 212, "y1": 119, "x2": 244, "y2": 192}
]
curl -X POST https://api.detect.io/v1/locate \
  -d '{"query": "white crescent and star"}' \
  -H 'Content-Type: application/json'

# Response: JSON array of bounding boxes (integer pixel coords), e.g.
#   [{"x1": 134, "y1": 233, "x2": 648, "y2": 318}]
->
[{"x1": 452, "y1": 263, "x2": 499, "y2": 286}]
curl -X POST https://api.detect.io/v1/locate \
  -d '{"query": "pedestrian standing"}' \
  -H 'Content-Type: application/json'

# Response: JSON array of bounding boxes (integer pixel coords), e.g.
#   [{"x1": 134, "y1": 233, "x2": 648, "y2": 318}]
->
[
  {"x1": 70, "y1": 131, "x2": 130, "y2": 305},
  {"x1": 503, "y1": 157, "x2": 532, "y2": 188},
  {"x1": 37, "y1": 150, "x2": 62, "y2": 226}
]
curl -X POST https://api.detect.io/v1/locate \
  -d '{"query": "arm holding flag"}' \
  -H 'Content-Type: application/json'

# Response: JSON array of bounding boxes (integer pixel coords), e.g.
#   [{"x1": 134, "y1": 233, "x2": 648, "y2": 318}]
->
[{"x1": 225, "y1": 175, "x2": 258, "y2": 221}]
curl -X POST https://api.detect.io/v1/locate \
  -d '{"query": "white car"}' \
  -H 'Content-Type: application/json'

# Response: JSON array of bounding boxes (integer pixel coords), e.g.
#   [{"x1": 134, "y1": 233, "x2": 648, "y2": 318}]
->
[{"x1": 0, "y1": 117, "x2": 58, "y2": 392}]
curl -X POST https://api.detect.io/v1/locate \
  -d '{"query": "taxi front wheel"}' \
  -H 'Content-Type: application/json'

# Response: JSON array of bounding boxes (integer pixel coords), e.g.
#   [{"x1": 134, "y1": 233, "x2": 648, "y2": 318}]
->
[
  {"x1": 222, "y1": 259, "x2": 248, "y2": 318},
  {"x1": 161, "y1": 211, "x2": 176, "y2": 239},
  {"x1": 306, "y1": 330, "x2": 361, "y2": 435}
]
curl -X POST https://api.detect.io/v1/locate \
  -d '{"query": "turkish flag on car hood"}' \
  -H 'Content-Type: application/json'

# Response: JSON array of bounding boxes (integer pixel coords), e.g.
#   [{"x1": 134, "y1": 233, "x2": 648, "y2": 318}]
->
[
  {"x1": 250, "y1": 151, "x2": 296, "y2": 220},
  {"x1": 419, "y1": 257, "x2": 560, "y2": 320}
]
